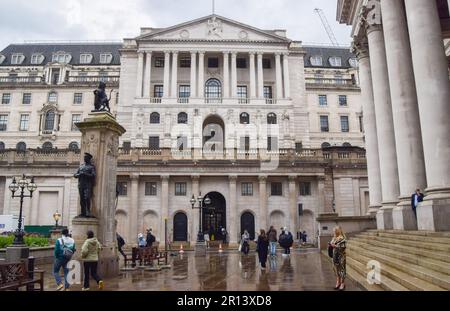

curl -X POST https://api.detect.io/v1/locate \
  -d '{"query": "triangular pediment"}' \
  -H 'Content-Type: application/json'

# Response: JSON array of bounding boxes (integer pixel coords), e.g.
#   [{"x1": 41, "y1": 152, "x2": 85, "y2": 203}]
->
[{"x1": 137, "y1": 15, "x2": 291, "y2": 42}]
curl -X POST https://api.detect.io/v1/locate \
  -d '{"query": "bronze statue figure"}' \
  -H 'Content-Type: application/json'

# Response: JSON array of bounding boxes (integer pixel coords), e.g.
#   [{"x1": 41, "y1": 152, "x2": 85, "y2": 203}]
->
[
  {"x1": 93, "y1": 81, "x2": 112, "y2": 112},
  {"x1": 74, "y1": 153, "x2": 96, "y2": 217}
]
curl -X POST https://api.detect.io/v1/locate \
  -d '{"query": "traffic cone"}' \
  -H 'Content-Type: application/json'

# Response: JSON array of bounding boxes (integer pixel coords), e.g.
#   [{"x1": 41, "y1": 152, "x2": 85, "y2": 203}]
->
[
  {"x1": 179, "y1": 244, "x2": 184, "y2": 254},
  {"x1": 218, "y1": 243, "x2": 223, "y2": 253}
]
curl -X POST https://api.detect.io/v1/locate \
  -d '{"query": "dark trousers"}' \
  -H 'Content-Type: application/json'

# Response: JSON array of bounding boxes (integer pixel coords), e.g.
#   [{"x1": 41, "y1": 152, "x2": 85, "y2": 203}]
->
[
  {"x1": 258, "y1": 252, "x2": 268, "y2": 268},
  {"x1": 83, "y1": 261, "x2": 101, "y2": 288},
  {"x1": 284, "y1": 247, "x2": 290, "y2": 255},
  {"x1": 118, "y1": 246, "x2": 127, "y2": 260},
  {"x1": 412, "y1": 207, "x2": 417, "y2": 219},
  {"x1": 242, "y1": 242, "x2": 250, "y2": 255}
]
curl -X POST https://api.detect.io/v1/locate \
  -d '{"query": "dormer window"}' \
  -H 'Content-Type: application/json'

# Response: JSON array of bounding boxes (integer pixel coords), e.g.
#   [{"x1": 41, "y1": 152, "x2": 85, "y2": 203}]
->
[
  {"x1": 52, "y1": 52, "x2": 72, "y2": 64},
  {"x1": 329, "y1": 57, "x2": 342, "y2": 67},
  {"x1": 11, "y1": 54, "x2": 25, "y2": 65},
  {"x1": 80, "y1": 54, "x2": 93, "y2": 64},
  {"x1": 100, "y1": 53, "x2": 113, "y2": 64},
  {"x1": 349, "y1": 58, "x2": 359, "y2": 68},
  {"x1": 0, "y1": 54, "x2": 5, "y2": 64},
  {"x1": 310, "y1": 56, "x2": 323, "y2": 66},
  {"x1": 31, "y1": 54, "x2": 45, "y2": 65}
]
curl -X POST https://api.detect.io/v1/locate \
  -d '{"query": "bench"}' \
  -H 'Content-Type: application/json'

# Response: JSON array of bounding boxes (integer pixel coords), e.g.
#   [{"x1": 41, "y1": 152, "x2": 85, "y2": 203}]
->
[
  {"x1": 0, "y1": 261, "x2": 45, "y2": 291},
  {"x1": 130, "y1": 247, "x2": 168, "y2": 268}
]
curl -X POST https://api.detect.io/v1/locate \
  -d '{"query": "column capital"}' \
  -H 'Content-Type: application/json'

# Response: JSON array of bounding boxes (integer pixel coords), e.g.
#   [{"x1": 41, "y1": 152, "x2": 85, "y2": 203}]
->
[
  {"x1": 231, "y1": 51, "x2": 238, "y2": 57},
  {"x1": 191, "y1": 174, "x2": 200, "y2": 181},
  {"x1": 145, "y1": 51, "x2": 153, "y2": 56},
  {"x1": 352, "y1": 38, "x2": 370, "y2": 60},
  {"x1": 161, "y1": 175, "x2": 170, "y2": 181},
  {"x1": 288, "y1": 175, "x2": 297, "y2": 182},
  {"x1": 190, "y1": 51, "x2": 198, "y2": 55},
  {"x1": 364, "y1": 0, "x2": 383, "y2": 34},
  {"x1": 282, "y1": 52, "x2": 289, "y2": 57},
  {"x1": 172, "y1": 51, "x2": 179, "y2": 55},
  {"x1": 198, "y1": 51, "x2": 206, "y2": 55},
  {"x1": 163, "y1": 50, "x2": 171, "y2": 55},
  {"x1": 257, "y1": 52, "x2": 264, "y2": 57},
  {"x1": 258, "y1": 175, "x2": 267, "y2": 183},
  {"x1": 248, "y1": 51, "x2": 256, "y2": 56},
  {"x1": 137, "y1": 51, "x2": 145, "y2": 56},
  {"x1": 130, "y1": 174, "x2": 140, "y2": 180},
  {"x1": 223, "y1": 51, "x2": 231, "y2": 55},
  {"x1": 275, "y1": 52, "x2": 282, "y2": 57},
  {"x1": 229, "y1": 175, "x2": 238, "y2": 182}
]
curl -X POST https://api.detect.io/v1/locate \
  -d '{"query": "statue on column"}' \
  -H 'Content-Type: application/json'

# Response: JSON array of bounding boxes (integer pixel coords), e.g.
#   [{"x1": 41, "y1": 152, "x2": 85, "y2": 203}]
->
[
  {"x1": 74, "y1": 153, "x2": 96, "y2": 218},
  {"x1": 93, "y1": 81, "x2": 112, "y2": 112}
]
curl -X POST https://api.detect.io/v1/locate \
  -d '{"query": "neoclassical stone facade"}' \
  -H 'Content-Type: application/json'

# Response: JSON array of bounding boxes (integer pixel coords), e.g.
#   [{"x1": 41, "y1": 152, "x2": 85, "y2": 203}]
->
[{"x1": 337, "y1": 0, "x2": 450, "y2": 231}]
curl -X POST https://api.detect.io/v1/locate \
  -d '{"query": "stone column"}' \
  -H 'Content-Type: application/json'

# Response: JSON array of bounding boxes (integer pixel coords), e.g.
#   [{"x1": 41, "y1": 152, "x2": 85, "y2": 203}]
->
[
  {"x1": 282, "y1": 53, "x2": 291, "y2": 98},
  {"x1": 249, "y1": 52, "x2": 256, "y2": 99},
  {"x1": 275, "y1": 53, "x2": 283, "y2": 99},
  {"x1": 73, "y1": 111, "x2": 126, "y2": 277},
  {"x1": 171, "y1": 51, "x2": 178, "y2": 98},
  {"x1": 231, "y1": 52, "x2": 238, "y2": 98},
  {"x1": 190, "y1": 52, "x2": 197, "y2": 98},
  {"x1": 257, "y1": 53, "x2": 264, "y2": 98},
  {"x1": 365, "y1": 3, "x2": 400, "y2": 229},
  {"x1": 405, "y1": 0, "x2": 450, "y2": 231},
  {"x1": 191, "y1": 175, "x2": 200, "y2": 245},
  {"x1": 258, "y1": 175, "x2": 268, "y2": 230},
  {"x1": 129, "y1": 174, "x2": 139, "y2": 242},
  {"x1": 353, "y1": 39, "x2": 382, "y2": 216},
  {"x1": 160, "y1": 175, "x2": 170, "y2": 246},
  {"x1": 288, "y1": 176, "x2": 298, "y2": 234},
  {"x1": 163, "y1": 51, "x2": 171, "y2": 99},
  {"x1": 143, "y1": 52, "x2": 152, "y2": 98},
  {"x1": 135, "y1": 52, "x2": 144, "y2": 98},
  {"x1": 223, "y1": 52, "x2": 230, "y2": 98},
  {"x1": 317, "y1": 176, "x2": 326, "y2": 214},
  {"x1": 229, "y1": 175, "x2": 238, "y2": 244},
  {"x1": 380, "y1": 0, "x2": 427, "y2": 230},
  {"x1": 198, "y1": 52, "x2": 205, "y2": 98}
]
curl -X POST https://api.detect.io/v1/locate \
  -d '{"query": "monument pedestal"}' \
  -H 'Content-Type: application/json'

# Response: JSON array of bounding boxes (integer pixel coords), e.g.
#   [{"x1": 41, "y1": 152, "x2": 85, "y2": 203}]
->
[
  {"x1": 194, "y1": 241, "x2": 207, "y2": 256},
  {"x1": 417, "y1": 197, "x2": 450, "y2": 231},
  {"x1": 5, "y1": 246, "x2": 29, "y2": 263}
]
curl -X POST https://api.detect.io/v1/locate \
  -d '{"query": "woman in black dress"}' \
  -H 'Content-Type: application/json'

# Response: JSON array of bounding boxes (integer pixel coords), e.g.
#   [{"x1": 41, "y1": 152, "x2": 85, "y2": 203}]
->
[{"x1": 256, "y1": 229, "x2": 269, "y2": 270}]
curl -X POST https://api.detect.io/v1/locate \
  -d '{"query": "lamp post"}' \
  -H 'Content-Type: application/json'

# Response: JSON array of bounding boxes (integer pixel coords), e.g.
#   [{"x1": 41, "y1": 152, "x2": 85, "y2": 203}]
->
[
  {"x1": 190, "y1": 192, "x2": 211, "y2": 242},
  {"x1": 8, "y1": 174, "x2": 37, "y2": 246},
  {"x1": 53, "y1": 211, "x2": 61, "y2": 228}
]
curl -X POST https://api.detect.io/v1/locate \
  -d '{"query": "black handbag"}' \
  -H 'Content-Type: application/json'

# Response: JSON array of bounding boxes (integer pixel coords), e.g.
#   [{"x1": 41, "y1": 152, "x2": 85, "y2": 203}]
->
[{"x1": 327, "y1": 244, "x2": 333, "y2": 258}]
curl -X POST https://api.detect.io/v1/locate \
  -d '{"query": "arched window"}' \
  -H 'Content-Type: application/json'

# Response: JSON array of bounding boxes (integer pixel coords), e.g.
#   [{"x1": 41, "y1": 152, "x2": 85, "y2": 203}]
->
[
  {"x1": 48, "y1": 92, "x2": 58, "y2": 103},
  {"x1": 42, "y1": 142, "x2": 53, "y2": 150},
  {"x1": 321, "y1": 142, "x2": 331, "y2": 149},
  {"x1": 343, "y1": 142, "x2": 352, "y2": 147},
  {"x1": 178, "y1": 112, "x2": 188, "y2": 124},
  {"x1": 205, "y1": 79, "x2": 222, "y2": 98},
  {"x1": 68, "y1": 142, "x2": 79, "y2": 151},
  {"x1": 0, "y1": 142, "x2": 5, "y2": 150},
  {"x1": 150, "y1": 112, "x2": 160, "y2": 124},
  {"x1": 16, "y1": 142, "x2": 26, "y2": 152},
  {"x1": 44, "y1": 111, "x2": 55, "y2": 131},
  {"x1": 240, "y1": 113, "x2": 250, "y2": 124},
  {"x1": 267, "y1": 113, "x2": 277, "y2": 125}
]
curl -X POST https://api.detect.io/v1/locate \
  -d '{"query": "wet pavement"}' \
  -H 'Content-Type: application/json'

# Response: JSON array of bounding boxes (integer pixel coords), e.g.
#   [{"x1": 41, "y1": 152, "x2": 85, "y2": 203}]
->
[{"x1": 42, "y1": 249, "x2": 362, "y2": 291}]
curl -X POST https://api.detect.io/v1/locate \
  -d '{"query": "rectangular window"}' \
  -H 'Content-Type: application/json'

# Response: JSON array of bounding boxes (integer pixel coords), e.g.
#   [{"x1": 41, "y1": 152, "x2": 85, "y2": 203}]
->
[
  {"x1": 208, "y1": 57, "x2": 219, "y2": 68},
  {"x1": 71, "y1": 114, "x2": 82, "y2": 131},
  {"x1": 22, "y1": 93, "x2": 31, "y2": 105},
  {"x1": 178, "y1": 85, "x2": 190, "y2": 98},
  {"x1": 31, "y1": 54, "x2": 42, "y2": 65},
  {"x1": 116, "y1": 182, "x2": 128, "y2": 196},
  {"x1": 271, "y1": 182, "x2": 282, "y2": 196},
  {"x1": 339, "y1": 95, "x2": 348, "y2": 106},
  {"x1": 154, "y1": 85, "x2": 164, "y2": 98},
  {"x1": 241, "y1": 183, "x2": 253, "y2": 196},
  {"x1": 177, "y1": 136, "x2": 188, "y2": 151},
  {"x1": 263, "y1": 58, "x2": 271, "y2": 69},
  {"x1": 319, "y1": 95, "x2": 327, "y2": 106},
  {"x1": 180, "y1": 57, "x2": 191, "y2": 68},
  {"x1": 320, "y1": 116, "x2": 329, "y2": 132},
  {"x1": 237, "y1": 86, "x2": 248, "y2": 99},
  {"x1": 122, "y1": 141, "x2": 131, "y2": 150},
  {"x1": 145, "y1": 182, "x2": 157, "y2": 196},
  {"x1": 79, "y1": 54, "x2": 92, "y2": 64},
  {"x1": 155, "y1": 57, "x2": 165, "y2": 68},
  {"x1": 341, "y1": 116, "x2": 349, "y2": 133},
  {"x1": 2, "y1": 93, "x2": 11, "y2": 105},
  {"x1": 19, "y1": 114, "x2": 29, "y2": 131},
  {"x1": 236, "y1": 58, "x2": 247, "y2": 68},
  {"x1": 149, "y1": 136, "x2": 160, "y2": 150},
  {"x1": 100, "y1": 53, "x2": 113, "y2": 64},
  {"x1": 295, "y1": 142, "x2": 303, "y2": 153},
  {"x1": 263, "y1": 86, "x2": 273, "y2": 99},
  {"x1": 299, "y1": 182, "x2": 311, "y2": 196},
  {"x1": 74, "y1": 93, "x2": 83, "y2": 105},
  {"x1": 267, "y1": 136, "x2": 278, "y2": 151},
  {"x1": 175, "y1": 182, "x2": 187, "y2": 196},
  {"x1": 11, "y1": 54, "x2": 23, "y2": 65},
  {"x1": 0, "y1": 115, "x2": 7, "y2": 131},
  {"x1": 240, "y1": 136, "x2": 250, "y2": 152}
]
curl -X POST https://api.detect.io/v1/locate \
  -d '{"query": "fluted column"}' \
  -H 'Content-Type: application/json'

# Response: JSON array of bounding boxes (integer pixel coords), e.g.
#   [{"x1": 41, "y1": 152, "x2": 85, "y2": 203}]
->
[
  {"x1": 129, "y1": 174, "x2": 139, "y2": 243},
  {"x1": 249, "y1": 52, "x2": 256, "y2": 98},
  {"x1": 198, "y1": 51, "x2": 205, "y2": 98},
  {"x1": 258, "y1": 175, "x2": 267, "y2": 231},
  {"x1": 365, "y1": 2, "x2": 399, "y2": 230},
  {"x1": 257, "y1": 53, "x2": 264, "y2": 98},
  {"x1": 143, "y1": 52, "x2": 152, "y2": 98},
  {"x1": 405, "y1": 0, "x2": 450, "y2": 231},
  {"x1": 229, "y1": 175, "x2": 238, "y2": 244},
  {"x1": 353, "y1": 40, "x2": 382, "y2": 216},
  {"x1": 190, "y1": 52, "x2": 197, "y2": 98},
  {"x1": 191, "y1": 175, "x2": 200, "y2": 244},
  {"x1": 288, "y1": 176, "x2": 298, "y2": 234},
  {"x1": 160, "y1": 175, "x2": 169, "y2": 246},
  {"x1": 380, "y1": 0, "x2": 427, "y2": 230},
  {"x1": 275, "y1": 53, "x2": 283, "y2": 99},
  {"x1": 282, "y1": 53, "x2": 291, "y2": 98},
  {"x1": 223, "y1": 52, "x2": 230, "y2": 98},
  {"x1": 231, "y1": 52, "x2": 237, "y2": 98},
  {"x1": 135, "y1": 52, "x2": 144, "y2": 98},
  {"x1": 163, "y1": 51, "x2": 171, "y2": 99},
  {"x1": 171, "y1": 51, "x2": 178, "y2": 98}
]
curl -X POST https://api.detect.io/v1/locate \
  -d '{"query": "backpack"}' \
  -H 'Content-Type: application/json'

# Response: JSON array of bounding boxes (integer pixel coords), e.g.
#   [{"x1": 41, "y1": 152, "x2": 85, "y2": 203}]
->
[
  {"x1": 60, "y1": 238, "x2": 74, "y2": 261},
  {"x1": 149, "y1": 234, "x2": 156, "y2": 243}
]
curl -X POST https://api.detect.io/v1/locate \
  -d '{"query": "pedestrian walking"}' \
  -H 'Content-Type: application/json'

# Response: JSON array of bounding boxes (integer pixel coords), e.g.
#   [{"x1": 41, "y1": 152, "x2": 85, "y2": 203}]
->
[
  {"x1": 53, "y1": 228, "x2": 75, "y2": 291},
  {"x1": 116, "y1": 232, "x2": 127, "y2": 260},
  {"x1": 81, "y1": 230, "x2": 104, "y2": 291},
  {"x1": 329, "y1": 226, "x2": 347, "y2": 291},
  {"x1": 302, "y1": 230, "x2": 307, "y2": 245},
  {"x1": 241, "y1": 230, "x2": 250, "y2": 255},
  {"x1": 411, "y1": 188, "x2": 424, "y2": 219},
  {"x1": 137, "y1": 233, "x2": 146, "y2": 247},
  {"x1": 268, "y1": 226, "x2": 277, "y2": 257},
  {"x1": 279, "y1": 227, "x2": 293, "y2": 256},
  {"x1": 256, "y1": 229, "x2": 269, "y2": 270},
  {"x1": 146, "y1": 228, "x2": 156, "y2": 248}
]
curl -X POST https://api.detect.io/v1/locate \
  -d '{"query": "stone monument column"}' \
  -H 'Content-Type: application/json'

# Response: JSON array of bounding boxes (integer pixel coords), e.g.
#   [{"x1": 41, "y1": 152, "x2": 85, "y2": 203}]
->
[
  {"x1": 228, "y1": 175, "x2": 238, "y2": 245},
  {"x1": 288, "y1": 176, "x2": 298, "y2": 235},
  {"x1": 258, "y1": 175, "x2": 268, "y2": 230},
  {"x1": 72, "y1": 111, "x2": 126, "y2": 277}
]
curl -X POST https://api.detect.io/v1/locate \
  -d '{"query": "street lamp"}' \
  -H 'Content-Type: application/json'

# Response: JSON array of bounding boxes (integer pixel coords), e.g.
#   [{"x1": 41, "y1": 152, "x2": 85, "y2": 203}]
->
[
  {"x1": 190, "y1": 192, "x2": 211, "y2": 242},
  {"x1": 8, "y1": 175, "x2": 37, "y2": 246},
  {"x1": 53, "y1": 211, "x2": 61, "y2": 228}
]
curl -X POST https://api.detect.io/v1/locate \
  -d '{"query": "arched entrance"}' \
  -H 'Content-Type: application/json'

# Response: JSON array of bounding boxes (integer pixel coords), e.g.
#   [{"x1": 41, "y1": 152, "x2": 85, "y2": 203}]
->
[
  {"x1": 202, "y1": 192, "x2": 226, "y2": 241},
  {"x1": 269, "y1": 210, "x2": 285, "y2": 232},
  {"x1": 173, "y1": 212, "x2": 188, "y2": 241},
  {"x1": 203, "y1": 115, "x2": 225, "y2": 153},
  {"x1": 240, "y1": 212, "x2": 255, "y2": 240}
]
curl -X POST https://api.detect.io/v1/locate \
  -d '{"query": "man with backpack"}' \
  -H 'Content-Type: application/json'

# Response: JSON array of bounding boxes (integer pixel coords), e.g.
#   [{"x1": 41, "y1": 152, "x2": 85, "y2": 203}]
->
[
  {"x1": 279, "y1": 227, "x2": 293, "y2": 257},
  {"x1": 53, "y1": 228, "x2": 75, "y2": 291},
  {"x1": 146, "y1": 229, "x2": 156, "y2": 248}
]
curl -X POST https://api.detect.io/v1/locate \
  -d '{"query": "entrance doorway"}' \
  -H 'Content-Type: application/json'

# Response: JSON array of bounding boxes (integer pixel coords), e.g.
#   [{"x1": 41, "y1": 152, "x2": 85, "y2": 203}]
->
[
  {"x1": 240, "y1": 212, "x2": 255, "y2": 240},
  {"x1": 202, "y1": 192, "x2": 226, "y2": 241},
  {"x1": 173, "y1": 212, "x2": 188, "y2": 241}
]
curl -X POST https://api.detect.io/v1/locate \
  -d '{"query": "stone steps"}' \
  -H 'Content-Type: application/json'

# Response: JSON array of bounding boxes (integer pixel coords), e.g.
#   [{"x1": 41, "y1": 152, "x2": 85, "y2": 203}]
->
[
  {"x1": 356, "y1": 233, "x2": 450, "y2": 252},
  {"x1": 362, "y1": 230, "x2": 450, "y2": 244},
  {"x1": 366, "y1": 229, "x2": 450, "y2": 238}
]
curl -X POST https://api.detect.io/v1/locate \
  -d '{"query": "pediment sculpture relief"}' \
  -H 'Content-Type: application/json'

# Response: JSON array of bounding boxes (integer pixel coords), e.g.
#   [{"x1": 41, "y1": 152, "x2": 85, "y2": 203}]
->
[{"x1": 207, "y1": 16, "x2": 223, "y2": 38}]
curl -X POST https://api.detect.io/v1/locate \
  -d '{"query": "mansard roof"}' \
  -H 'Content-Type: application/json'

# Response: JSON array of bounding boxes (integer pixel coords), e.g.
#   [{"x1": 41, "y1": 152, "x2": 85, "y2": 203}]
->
[
  {"x1": 0, "y1": 43, "x2": 122, "y2": 67},
  {"x1": 303, "y1": 46, "x2": 356, "y2": 69}
]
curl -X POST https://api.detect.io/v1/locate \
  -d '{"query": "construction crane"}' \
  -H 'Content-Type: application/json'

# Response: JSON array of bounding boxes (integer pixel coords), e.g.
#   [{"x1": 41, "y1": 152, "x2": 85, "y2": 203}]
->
[{"x1": 314, "y1": 8, "x2": 339, "y2": 47}]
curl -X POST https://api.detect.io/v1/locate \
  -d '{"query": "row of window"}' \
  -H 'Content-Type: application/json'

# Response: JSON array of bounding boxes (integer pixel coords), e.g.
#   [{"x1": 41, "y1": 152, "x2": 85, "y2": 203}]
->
[
  {"x1": 116, "y1": 181, "x2": 312, "y2": 197},
  {"x1": 149, "y1": 112, "x2": 277, "y2": 125},
  {"x1": 0, "y1": 141, "x2": 79, "y2": 151},
  {"x1": 309, "y1": 56, "x2": 358, "y2": 68},
  {"x1": 319, "y1": 115, "x2": 351, "y2": 133},
  {"x1": 0, "y1": 113, "x2": 82, "y2": 132},
  {"x1": 154, "y1": 56, "x2": 272, "y2": 69},
  {"x1": 1, "y1": 92, "x2": 84, "y2": 105},
  {"x1": 318, "y1": 95, "x2": 348, "y2": 107},
  {"x1": 0, "y1": 52, "x2": 114, "y2": 65}
]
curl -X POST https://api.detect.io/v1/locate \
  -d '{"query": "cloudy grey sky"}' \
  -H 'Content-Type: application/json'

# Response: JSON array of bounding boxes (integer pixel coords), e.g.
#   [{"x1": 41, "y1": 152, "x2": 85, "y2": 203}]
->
[{"x1": 0, "y1": 0, "x2": 353, "y2": 50}]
